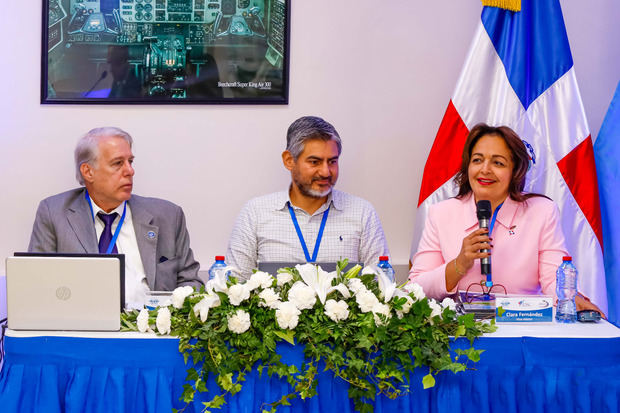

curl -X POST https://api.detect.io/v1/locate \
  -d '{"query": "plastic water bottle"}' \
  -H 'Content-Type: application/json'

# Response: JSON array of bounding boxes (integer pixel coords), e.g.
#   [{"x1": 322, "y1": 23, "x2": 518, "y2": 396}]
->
[
  {"x1": 377, "y1": 256, "x2": 395, "y2": 283},
  {"x1": 555, "y1": 256, "x2": 577, "y2": 323},
  {"x1": 208, "y1": 256, "x2": 228, "y2": 281}
]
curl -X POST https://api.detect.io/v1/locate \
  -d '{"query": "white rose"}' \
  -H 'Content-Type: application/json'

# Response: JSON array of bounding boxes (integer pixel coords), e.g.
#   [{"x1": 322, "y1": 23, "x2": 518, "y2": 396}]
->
[
  {"x1": 404, "y1": 282, "x2": 425, "y2": 301},
  {"x1": 228, "y1": 309, "x2": 251, "y2": 334},
  {"x1": 275, "y1": 301, "x2": 301, "y2": 330},
  {"x1": 287, "y1": 281, "x2": 317, "y2": 310},
  {"x1": 227, "y1": 284, "x2": 250, "y2": 306},
  {"x1": 372, "y1": 302, "x2": 392, "y2": 326},
  {"x1": 324, "y1": 299, "x2": 349, "y2": 322},
  {"x1": 156, "y1": 307, "x2": 171, "y2": 335},
  {"x1": 246, "y1": 271, "x2": 275, "y2": 291},
  {"x1": 347, "y1": 278, "x2": 366, "y2": 295},
  {"x1": 356, "y1": 289, "x2": 379, "y2": 313},
  {"x1": 401, "y1": 295, "x2": 414, "y2": 314},
  {"x1": 193, "y1": 297, "x2": 211, "y2": 322},
  {"x1": 428, "y1": 299, "x2": 443, "y2": 319},
  {"x1": 137, "y1": 308, "x2": 150, "y2": 333},
  {"x1": 258, "y1": 288, "x2": 281, "y2": 309},
  {"x1": 395, "y1": 294, "x2": 414, "y2": 320},
  {"x1": 171, "y1": 285, "x2": 194, "y2": 309},
  {"x1": 276, "y1": 272, "x2": 293, "y2": 287},
  {"x1": 441, "y1": 297, "x2": 457, "y2": 311}
]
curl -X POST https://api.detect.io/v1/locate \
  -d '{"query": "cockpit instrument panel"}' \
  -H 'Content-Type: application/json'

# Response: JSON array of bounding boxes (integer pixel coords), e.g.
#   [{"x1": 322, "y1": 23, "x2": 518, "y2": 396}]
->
[{"x1": 43, "y1": 0, "x2": 289, "y2": 103}]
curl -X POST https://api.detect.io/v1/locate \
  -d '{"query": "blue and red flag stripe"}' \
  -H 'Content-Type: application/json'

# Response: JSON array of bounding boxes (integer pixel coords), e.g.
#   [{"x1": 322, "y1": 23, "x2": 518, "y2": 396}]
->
[{"x1": 412, "y1": 0, "x2": 607, "y2": 312}]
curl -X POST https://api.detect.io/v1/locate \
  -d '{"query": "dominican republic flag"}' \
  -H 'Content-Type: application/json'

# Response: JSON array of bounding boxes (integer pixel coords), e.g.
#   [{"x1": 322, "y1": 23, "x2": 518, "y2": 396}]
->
[
  {"x1": 595, "y1": 81, "x2": 620, "y2": 325},
  {"x1": 411, "y1": 0, "x2": 607, "y2": 314}
]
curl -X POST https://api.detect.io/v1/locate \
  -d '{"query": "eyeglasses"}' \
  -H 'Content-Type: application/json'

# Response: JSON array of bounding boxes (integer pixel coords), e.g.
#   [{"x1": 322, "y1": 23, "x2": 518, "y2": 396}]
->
[{"x1": 464, "y1": 280, "x2": 507, "y2": 303}]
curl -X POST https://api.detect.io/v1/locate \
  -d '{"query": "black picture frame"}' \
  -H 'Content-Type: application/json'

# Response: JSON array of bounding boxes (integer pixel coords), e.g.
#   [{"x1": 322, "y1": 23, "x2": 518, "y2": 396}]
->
[{"x1": 42, "y1": 0, "x2": 290, "y2": 104}]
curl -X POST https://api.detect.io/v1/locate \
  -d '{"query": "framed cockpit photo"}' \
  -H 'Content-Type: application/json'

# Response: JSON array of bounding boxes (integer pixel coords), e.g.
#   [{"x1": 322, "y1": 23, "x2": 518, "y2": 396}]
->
[{"x1": 42, "y1": 0, "x2": 289, "y2": 104}]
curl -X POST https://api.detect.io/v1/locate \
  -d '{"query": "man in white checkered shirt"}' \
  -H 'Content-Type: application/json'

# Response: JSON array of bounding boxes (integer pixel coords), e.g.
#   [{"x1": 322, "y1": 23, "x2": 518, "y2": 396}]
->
[{"x1": 226, "y1": 116, "x2": 389, "y2": 279}]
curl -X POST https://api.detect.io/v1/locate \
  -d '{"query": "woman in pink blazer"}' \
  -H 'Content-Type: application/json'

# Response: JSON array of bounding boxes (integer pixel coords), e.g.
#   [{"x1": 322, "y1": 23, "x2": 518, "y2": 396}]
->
[{"x1": 409, "y1": 123, "x2": 603, "y2": 315}]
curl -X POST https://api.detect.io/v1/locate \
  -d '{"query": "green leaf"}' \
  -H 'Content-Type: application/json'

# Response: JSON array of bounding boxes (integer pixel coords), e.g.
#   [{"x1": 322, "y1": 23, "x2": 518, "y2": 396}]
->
[
  {"x1": 186, "y1": 368, "x2": 199, "y2": 381},
  {"x1": 454, "y1": 324, "x2": 466, "y2": 338},
  {"x1": 466, "y1": 348, "x2": 483, "y2": 363},
  {"x1": 422, "y1": 373, "x2": 436, "y2": 389},
  {"x1": 204, "y1": 395, "x2": 226, "y2": 409},
  {"x1": 497, "y1": 306, "x2": 505, "y2": 317},
  {"x1": 122, "y1": 259, "x2": 493, "y2": 411},
  {"x1": 342, "y1": 264, "x2": 362, "y2": 279},
  {"x1": 217, "y1": 372, "x2": 234, "y2": 391},
  {"x1": 181, "y1": 384, "x2": 195, "y2": 403},
  {"x1": 274, "y1": 330, "x2": 296, "y2": 345}
]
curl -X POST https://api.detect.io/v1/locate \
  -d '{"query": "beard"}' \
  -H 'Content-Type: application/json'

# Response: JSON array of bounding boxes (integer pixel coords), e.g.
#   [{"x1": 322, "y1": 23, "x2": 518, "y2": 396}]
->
[{"x1": 292, "y1": 171, "x2": 334, "y2": 199}]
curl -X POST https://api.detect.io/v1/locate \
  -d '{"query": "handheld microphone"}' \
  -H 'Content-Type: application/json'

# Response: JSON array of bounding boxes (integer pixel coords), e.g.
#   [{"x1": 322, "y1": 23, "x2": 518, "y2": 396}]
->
[
  {"x1": 476, "y1": 200, "x2": 492, "y2": 277},
  {"x1": 84, "y1": 70, "x2": 108, "y2": 97}
]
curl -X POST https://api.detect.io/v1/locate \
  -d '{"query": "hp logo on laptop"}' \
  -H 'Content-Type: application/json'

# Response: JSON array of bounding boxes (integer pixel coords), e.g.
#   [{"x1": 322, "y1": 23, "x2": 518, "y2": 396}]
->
[{"x1": 56, "y1": 286, "x2": 72, "y2": 301}]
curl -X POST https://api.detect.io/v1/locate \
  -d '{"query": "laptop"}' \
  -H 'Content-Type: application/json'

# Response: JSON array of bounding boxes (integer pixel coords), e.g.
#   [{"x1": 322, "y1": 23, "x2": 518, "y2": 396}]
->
[
  {"x1": 6, "y1": 253, "x2": 125, "y2": 331},
  {"x1": 258, "y1": 261, "x2": 362, "y2": 274}
]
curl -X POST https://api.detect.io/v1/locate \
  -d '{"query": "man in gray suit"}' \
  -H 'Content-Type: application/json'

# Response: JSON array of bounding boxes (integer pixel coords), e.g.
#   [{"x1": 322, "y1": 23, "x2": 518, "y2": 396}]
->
[{"x1": 28, "y1": 127, "x2": 202, "y2": 307}]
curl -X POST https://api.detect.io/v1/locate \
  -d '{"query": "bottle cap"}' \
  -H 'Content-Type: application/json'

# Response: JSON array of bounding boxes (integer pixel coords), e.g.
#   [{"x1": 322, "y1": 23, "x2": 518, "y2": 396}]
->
[
  {"x1": 215, "y1": 255, "x2": 225, "y2": 261},
  {"x1": 562, "y1": 256, "x2": 572, "y2": 261},
  {"x1": 379, "y1": 256, "x2": 389, "y2": 261}
]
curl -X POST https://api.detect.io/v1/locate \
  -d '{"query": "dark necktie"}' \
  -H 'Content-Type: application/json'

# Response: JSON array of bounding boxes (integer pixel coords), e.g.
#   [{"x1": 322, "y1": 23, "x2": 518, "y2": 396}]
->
[{"x1": 97, "y1": 212, "x2": 119, "y2": 254}]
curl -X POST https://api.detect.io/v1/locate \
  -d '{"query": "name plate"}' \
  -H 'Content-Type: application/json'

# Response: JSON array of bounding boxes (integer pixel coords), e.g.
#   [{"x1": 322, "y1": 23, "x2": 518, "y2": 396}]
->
[
  {"x1": 145, "y1": 291, "x2": 172, "y2": 309},
  {"x1": 496, "y1": 295, "x2": 553, "y2": 322}
]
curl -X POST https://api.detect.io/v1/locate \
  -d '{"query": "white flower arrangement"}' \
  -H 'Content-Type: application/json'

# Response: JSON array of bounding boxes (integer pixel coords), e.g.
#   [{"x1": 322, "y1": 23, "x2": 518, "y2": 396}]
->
[
  {"x1": 287, "y1": 281, "x2": 317, "y2": 310},
  {"x1": 258, "y1": 288, "x2": 281, "y2": 309},
  {"x1": 276, "y1": 272, "x2": 293, "y2": 287},
  {"x1": 136, "y1": 308, "x2": 151, "y2": 333},
  {"x1": 324, "y1": 299, "x2": 349, "y2": 322},
  {"x1": 428, "y1": 299, "x2": 443, "y2": 319},
  {"x1": 172, "y1": 285, "x2": 195, "y2": 309},
  {"x1": 372, "y1": 302, "x2": 392, "y2": 326},
  {"x1": 403, "y1": 281, "x2": 426, "y2": 301},
  {"x1": 441, "y1": 297, "x2": 458, "y2": 311},
  {"x1": 227, "y1": 309, "x2": 251, "y2": 334},
  {"x1": 122, "y1": 260, "x2": 495, "y2": 412},
  {"x1": 246, "y1": 271, "x2": 275, "y2": 291},
  {"x1": 227, "y1": 283, "x2": 250, "y2": 306},
  {"x1": 155, "y1": 307, "x2": 171, "y2": 334},
  {"x1": 275, "y1": 301, "x2": 301, "y2": 330},
  {"x1": 356, "y1": 289, "x2": 380, "y2": 313}
]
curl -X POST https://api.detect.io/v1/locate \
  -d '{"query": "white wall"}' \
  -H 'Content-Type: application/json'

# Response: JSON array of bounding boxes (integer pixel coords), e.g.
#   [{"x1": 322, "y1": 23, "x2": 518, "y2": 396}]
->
[{"x1": 1, "y1": 0, "x2": 619, "y2": 271}]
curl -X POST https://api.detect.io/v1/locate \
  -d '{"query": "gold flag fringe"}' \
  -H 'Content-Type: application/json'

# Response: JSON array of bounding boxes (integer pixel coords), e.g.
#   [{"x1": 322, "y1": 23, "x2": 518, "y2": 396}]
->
[{"x1": 481, "y1": 0, "x2": 521, "y2": 12}]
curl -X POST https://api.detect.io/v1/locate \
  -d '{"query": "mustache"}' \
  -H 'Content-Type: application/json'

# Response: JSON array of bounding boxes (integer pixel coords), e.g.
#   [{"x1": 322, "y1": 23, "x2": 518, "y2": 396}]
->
[{"x1": 312, "y1": 176, "x2": 332, "y2": 183}]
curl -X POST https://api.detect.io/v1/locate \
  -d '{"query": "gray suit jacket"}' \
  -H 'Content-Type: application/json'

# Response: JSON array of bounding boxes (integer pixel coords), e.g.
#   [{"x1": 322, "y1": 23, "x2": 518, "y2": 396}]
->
[{"x1": 28, "y1": 188, "x2": 202, "y2": 291}]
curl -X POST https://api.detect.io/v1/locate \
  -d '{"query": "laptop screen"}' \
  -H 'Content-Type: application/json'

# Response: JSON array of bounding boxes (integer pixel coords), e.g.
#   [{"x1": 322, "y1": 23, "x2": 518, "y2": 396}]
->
[{"x1": 7, "y1": 253, "x2": 125, "y2": 331}]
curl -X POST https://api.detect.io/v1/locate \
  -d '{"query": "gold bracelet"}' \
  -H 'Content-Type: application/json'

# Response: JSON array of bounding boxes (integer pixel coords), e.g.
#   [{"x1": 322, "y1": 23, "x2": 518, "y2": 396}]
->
[{"x1": 454, "y1": 259, "x2": 465, "y2": 276}]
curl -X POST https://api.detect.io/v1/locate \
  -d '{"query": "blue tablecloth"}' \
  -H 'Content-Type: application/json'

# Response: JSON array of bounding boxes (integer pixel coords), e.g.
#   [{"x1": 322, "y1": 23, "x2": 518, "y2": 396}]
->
[{"x1": 1, "y1": 333, "x2": 619, "y2": 412}]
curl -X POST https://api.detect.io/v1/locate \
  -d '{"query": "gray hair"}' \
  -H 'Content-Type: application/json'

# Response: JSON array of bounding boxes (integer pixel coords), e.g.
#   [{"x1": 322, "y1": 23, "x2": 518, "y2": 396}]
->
[
  {"x1": 286, "y1": 116, "x2": 342, "y2": 159},
  {"x1": 74, "y1": 127, "x2": 133, "y2": 185}
]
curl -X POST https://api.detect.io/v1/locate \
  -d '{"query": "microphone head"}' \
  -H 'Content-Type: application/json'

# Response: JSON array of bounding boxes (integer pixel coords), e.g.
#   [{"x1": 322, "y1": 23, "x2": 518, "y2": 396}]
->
[
  {"x1": 101, "y1": 70, "x2": 108, "y2": 79},
  {"x1": 476, "y1": 200, "x2": 492, "y2": 219}
]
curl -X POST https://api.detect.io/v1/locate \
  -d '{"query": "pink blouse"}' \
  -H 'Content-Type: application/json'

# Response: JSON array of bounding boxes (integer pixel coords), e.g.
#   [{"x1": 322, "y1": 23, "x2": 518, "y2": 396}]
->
[{"x1": 408, "y1": 194, "x2": 567, "y2": 300}]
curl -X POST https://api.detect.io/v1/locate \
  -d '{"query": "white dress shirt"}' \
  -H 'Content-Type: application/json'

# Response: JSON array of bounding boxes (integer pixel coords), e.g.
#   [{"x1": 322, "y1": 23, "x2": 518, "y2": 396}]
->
[
  {"x1": 90, "y1": 197, "x2": 149, "y2": 308},
  {"x1": 226, "y1": 189, "x2": 389, "y2": 279}
]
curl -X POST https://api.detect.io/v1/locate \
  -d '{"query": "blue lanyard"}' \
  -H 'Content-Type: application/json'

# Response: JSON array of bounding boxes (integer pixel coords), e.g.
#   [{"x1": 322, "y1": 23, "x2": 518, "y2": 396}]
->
[
  {"x1": 85, "y1": 190, "x2": 127, "y2": 254},
  {"x1": 485, "y1": 202, "x2": 503, "y2": 286},
  {"x1": 488, "y1": 202, "x2": 503, "y2": 236},
  {"x1": 288, "y1": 203, "x2": 330, "y2": 263}
]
